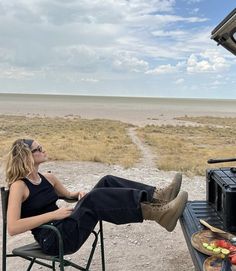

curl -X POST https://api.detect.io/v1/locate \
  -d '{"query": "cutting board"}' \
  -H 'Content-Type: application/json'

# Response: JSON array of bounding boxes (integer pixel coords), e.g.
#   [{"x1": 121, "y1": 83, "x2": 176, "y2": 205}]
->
[{"x1": 191, "y1": 229, "x2": 234, "y2": 256}]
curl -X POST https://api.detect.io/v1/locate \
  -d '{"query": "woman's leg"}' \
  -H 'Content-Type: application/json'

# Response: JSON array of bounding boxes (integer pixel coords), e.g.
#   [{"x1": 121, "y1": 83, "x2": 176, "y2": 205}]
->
[
  {"x1": 72, "y1": 187, "x2": 147, "y2": 225},
  {"x1": 68, "y1": 186, "x2": 187, "y2": 250},
  {"x1": 40, "y1": 186, "x2": 187, "y2": 255},
  {"x1": 94, "y1": 175, "x2": 155, "y2": 202},
  {"x1": 50, "y1": 187, "x2": 148, "y2": 254}
]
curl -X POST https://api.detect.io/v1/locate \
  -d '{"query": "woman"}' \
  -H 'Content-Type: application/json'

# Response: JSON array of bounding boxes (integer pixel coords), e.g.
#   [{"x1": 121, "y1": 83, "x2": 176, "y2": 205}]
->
[{"x1": 5, "y1": 138, "x2": 188, "y2": 255}]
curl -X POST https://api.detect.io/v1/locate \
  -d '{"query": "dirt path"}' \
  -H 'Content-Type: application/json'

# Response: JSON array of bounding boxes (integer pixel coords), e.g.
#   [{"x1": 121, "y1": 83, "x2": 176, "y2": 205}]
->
[{"x1": 127, "y1": 127, "x2": 156, "y2": 169}]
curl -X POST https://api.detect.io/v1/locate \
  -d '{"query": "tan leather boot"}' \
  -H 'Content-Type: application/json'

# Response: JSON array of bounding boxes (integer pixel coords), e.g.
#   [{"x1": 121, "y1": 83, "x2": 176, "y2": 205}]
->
[
  {"x1": 153, "y1": 173, "x2": 182, "y2": 203},
  {"x1": 141, "y1": 190, "x2": 188, "y2": 232}
]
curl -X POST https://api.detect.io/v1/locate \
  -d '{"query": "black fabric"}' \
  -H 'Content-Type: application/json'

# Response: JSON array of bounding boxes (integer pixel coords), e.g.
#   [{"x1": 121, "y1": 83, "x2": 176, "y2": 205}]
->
[
  {"x1": 23, "y1": 139, "x2": 34, "y2": 148},
  {"x1": 36, "y1": 175, "x2": 155, "y2": 256},
  {"x1": 21, "y1": 174, "x2": 59, "y2": 238}
]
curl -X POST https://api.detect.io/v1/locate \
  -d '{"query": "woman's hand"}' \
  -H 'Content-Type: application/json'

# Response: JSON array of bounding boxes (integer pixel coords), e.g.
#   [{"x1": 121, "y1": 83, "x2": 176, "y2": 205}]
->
[
  {"x1": 78, "y1": 191, "x2": 86, "y2": 200},
  {"x1": 52, "y1": 207, "x2": 74, "y2": 220},
  {"x1": 69, "y1": 191, "x2": 87, "y2": 200}
]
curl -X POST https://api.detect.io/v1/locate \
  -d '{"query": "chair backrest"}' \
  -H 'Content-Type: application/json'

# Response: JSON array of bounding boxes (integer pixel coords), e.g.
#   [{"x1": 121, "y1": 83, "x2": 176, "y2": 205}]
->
[
  {"x1": 1, "y1": 187, "x2": 9, "y2": 271},
  {"x1": 1, "y1": 187, "x2": 9, "y2": 222}
]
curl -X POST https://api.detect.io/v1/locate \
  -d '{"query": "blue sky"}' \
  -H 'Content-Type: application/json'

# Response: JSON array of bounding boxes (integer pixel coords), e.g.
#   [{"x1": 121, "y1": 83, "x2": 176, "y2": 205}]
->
[{"x1": 0, "y1": 0, "x2": 236, "y2": 98}]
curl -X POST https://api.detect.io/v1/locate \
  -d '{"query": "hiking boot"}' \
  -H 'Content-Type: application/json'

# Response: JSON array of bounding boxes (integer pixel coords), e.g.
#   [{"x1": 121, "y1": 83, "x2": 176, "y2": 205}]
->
[
  {"x1": 153, "y1": 173, "x2": 182, "y2": 203},
  {"x1": 141, "y1": 190, "x2": 188, "y2": 232}
]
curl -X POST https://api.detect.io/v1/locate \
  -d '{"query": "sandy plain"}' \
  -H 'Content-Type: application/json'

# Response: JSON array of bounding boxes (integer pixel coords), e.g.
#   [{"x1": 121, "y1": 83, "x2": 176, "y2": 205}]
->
[{"x1": 1, "y1": 94, "x2": 235, "y2": 270}]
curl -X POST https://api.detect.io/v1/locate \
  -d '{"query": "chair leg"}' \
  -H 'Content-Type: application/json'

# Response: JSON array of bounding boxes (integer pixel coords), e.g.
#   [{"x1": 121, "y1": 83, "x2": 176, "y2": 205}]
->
[
  {"x1": 26, "y1": 258, "x2": 36, "y2": 271},
  {"x1": 59, "y1": 259, "x2": 64, "y2": 271},
  {"x1": 99, "y1": 221, "x2": 105, "y2": 271},
  {"x1": 2, "y1": 248, "x2": 6, "y2": 271},
  {"x1": 85, "y1": 231, "x2": 98, "y2": 270},
  {"x1": 52, "y1": 260, "x2": 56, "y2": 271}
]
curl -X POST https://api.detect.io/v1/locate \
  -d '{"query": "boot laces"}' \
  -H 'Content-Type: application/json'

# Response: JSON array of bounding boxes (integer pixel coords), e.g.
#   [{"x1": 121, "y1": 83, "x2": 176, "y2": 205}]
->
[{"x1": 151, "y1": 198, "x2": 168, "y2": 206}]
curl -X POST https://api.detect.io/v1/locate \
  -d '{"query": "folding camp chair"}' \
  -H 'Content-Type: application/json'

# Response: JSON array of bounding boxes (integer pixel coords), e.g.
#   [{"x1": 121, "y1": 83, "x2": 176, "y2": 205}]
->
[{"x1": 1, "y1": 187, "x2": 105, "y2": 271}]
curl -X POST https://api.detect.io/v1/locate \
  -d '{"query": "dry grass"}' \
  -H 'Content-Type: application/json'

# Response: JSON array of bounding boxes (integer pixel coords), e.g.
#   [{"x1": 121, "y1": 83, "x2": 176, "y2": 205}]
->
[
  {"x1": 0, "y1": 115, "x2": 140, "y2": 168},
  {"x1": 138, "y1": 116, "x2": 236, "y2": 176},
  {"x1": 2, "y1": 115, "x2": 236, "y2": 176}
]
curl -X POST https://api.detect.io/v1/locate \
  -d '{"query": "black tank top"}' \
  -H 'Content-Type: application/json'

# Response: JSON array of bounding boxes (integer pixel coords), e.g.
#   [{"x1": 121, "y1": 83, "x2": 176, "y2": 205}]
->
[{"x1": 21, "y1": 173, "x2": 59, "y2": 237}]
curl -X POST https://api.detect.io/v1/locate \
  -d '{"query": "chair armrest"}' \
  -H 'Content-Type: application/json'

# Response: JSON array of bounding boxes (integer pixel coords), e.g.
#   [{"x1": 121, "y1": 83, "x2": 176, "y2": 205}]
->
[{"x1": 38, "y1": 224, "x2": 64, "y2": 257}]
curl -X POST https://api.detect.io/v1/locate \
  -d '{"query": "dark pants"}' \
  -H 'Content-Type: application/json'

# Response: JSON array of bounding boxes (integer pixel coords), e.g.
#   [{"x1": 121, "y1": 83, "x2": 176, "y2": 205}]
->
[{"x1": 39, "y1": 175, "x2": 155, "y2": 255}]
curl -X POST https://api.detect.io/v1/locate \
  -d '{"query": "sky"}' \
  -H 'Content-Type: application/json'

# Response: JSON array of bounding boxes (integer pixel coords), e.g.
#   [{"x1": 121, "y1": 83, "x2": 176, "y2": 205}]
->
[{"x1": 0, "y1": 0, "x2": 236, "y2": 99}]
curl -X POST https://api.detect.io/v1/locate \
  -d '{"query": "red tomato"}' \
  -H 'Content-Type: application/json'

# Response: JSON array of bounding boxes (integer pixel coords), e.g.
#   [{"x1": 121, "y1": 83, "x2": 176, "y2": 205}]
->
[
  {"x1": 229, "y1": 245, "x2": 236, "y2": 252},
  {"x1": 231, "y1": 255, "x2": 236, "y2": 264},
  {"x1": 214, "y1": 240, "x2": 222, "y2": 247},
  {"x1": 216, "y1": 240, "x2": 230, "y2": 249}
]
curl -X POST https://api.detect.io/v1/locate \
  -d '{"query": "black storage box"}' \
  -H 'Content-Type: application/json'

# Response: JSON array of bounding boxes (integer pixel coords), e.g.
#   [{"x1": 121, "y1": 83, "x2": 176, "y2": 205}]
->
[{"x1": 206, "y1": 167, "x2": 236, "y2": 231}]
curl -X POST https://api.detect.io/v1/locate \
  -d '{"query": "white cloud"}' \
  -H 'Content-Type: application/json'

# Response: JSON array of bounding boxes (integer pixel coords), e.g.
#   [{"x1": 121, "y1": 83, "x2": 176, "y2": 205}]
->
[
  {"x1": 80, "y1": 78, "x2": 99, "y2": 82},
  {"x1": 113, "y1": 52, "x2": 149, "y2": 72},
  {"x1": 0, "y1": 0, "x2": 176, "y2": 25},
  {"x1": 175, "y1": 78, "x2": 184, "y2": 84},
  {"x1": 187, "y1": 49, "x2": 230, "y2": 73},
  {"x1": 60, "y1": 73, "x2": 99, "y2": 83},
  {"x1": 0, "y1": 0, "x2": 210, "y2": 74},
  {"x1": 145, "y1": 61, "x2": 186, "y2": 75},
  {"x1": 0, "y1": 66, "x2": 36, "y2": 79},
  {"x1": 211, "y1": 80, "x2": 222, "y2": 86},
  {"x1": 151, "y1": 30, "x2": 186, "y2": 38},
  {"x1": 0, "y1": 0, "x2": 235, "y2": 98},
  {"x1": 146, "y1": 64, "x2": 178, "y2": 74},
  {"x1": 54, "y1": 45, "x2": 101, "y2": 72},
  {"x1": 185, "y1": 0, "x2": 203, "y2": 3}
]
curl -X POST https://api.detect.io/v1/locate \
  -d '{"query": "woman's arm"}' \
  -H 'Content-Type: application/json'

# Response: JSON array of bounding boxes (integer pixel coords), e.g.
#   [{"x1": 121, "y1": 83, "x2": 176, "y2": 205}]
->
[
  {"x1": 7, "y1": 181, "x2": 73, "y2": 236},
  {"x1": 44, "y1": 172, "x2": 86, "y2": 199}
]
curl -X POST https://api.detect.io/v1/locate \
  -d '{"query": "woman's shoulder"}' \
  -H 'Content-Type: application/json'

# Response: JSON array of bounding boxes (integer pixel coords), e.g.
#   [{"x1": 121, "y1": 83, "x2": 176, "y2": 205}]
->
[
  {"x1": 10, "y1": 179, "x2": 26, "y2": 189},
  {"x1": 9, "y1": 180, "x2": 28, "y2": 200}
]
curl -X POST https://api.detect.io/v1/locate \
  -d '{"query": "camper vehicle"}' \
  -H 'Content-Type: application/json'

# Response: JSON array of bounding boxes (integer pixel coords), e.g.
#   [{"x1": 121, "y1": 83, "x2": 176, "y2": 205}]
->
[
  {"x1": 181, "y1": 8, "x2": 236, "y2": 271},
  {"x1": 211, "y1": 9, "x2": 236, "y2": 56}
]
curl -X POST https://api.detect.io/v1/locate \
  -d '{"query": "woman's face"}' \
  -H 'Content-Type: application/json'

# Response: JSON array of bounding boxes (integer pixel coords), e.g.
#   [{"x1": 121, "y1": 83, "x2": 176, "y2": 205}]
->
[{"x1": 30, "y1": 141, "x2": 48, "y2": 165}]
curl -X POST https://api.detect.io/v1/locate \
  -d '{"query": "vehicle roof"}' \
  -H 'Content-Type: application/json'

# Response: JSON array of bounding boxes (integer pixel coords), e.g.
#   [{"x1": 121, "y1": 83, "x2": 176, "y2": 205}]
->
[{"x1": 211, "y1": 9, "x2": 236, "y2": 56}]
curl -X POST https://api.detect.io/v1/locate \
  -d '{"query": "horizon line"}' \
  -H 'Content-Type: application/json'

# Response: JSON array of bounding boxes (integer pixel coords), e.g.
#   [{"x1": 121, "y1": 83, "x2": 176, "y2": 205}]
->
[{"x1": 0, "y1": 92, "x2": 236, "y2": 101}]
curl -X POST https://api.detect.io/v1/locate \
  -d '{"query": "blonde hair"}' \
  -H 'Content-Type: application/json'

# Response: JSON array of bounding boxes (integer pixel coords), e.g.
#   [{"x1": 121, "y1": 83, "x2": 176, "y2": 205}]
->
[{"x1": 5, "y1": 139, "x2": 35, "y2": 186}]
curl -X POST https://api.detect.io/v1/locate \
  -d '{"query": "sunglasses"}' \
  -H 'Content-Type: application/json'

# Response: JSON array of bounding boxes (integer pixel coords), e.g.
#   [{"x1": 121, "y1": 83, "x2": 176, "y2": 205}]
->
[{"x1": 31, "y1": 145, "x2": 43, "y2": 153}]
